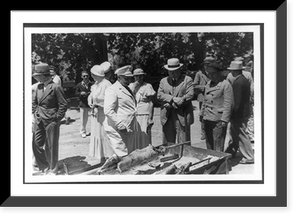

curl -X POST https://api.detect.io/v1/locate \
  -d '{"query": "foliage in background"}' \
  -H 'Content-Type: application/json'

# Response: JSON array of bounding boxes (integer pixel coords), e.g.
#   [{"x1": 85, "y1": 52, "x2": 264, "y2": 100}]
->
[{"x1": 32, "y1": 32, "x2": 253, "y2": 84}]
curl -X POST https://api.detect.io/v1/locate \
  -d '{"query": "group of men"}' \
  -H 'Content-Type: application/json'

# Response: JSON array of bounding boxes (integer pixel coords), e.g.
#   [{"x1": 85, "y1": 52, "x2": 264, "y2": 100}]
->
[{"x1": 31, "y1": 55, "x2": 255, "y2": 175}]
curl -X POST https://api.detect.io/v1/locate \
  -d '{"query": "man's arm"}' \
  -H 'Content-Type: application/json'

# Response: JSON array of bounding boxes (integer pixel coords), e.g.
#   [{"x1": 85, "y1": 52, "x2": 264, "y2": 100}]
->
[
  {"x1": 157, "y1": 78, "x2": 173, "y2": 103},
  {"x1": 232, "y1": 80, "x2": 243, "y2": 113},
  {"x1": 103, "y1": 87, "x2": 125, "y2": 130},
  {"x1": 55, "y1": 85, "x2": 68, "y2": 121},
  {"x1": 221, "y1": 81, "x2": 234, "y2": 123},
  {"x1": 173, "y1": 76, "x2": 194, "y2": 106}
]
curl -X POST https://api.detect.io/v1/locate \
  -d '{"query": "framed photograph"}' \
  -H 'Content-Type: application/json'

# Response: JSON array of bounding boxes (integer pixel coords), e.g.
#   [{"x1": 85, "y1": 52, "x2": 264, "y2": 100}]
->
[{"x1": 6, "y1": 3, "x2": 286, "y2": 207}]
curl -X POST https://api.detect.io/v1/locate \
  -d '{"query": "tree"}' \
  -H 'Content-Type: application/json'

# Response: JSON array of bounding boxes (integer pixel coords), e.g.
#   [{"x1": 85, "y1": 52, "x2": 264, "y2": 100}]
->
[
  {"x1": 32, "y1": 32, "x2": 253, "y2": 86},
  {"x1": 32, "y1": 33, "x2": 108, "y2": 84}
]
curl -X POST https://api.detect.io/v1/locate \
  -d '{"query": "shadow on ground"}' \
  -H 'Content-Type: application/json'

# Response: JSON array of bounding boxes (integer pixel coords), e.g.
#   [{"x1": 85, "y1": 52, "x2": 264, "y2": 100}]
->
[
  {"x1": 57, "y1": 156, "x2": 92, "y2": 175},
  {"x1": 228, "y1": 152, "x2": 243, "y2": 168}
]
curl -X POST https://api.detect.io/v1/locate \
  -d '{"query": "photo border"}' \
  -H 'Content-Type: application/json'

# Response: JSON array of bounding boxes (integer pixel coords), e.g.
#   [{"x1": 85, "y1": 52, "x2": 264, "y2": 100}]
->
[{"x1": 23, "y1": 22, "x2": 263, "y2": 185}]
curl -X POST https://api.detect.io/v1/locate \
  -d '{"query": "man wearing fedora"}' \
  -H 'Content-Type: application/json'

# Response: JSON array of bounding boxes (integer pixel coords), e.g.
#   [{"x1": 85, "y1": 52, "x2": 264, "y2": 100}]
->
[
  {"x1": 193, "y1": 56, "x2": 214, "y2": 140},
  {"x1": 32, "y1": 63, "x2": 68, "y2": 175},
  {"x1": 157, "y1": 58, "x2": 194, "y2": 145},
  {"x1": 99, "y1": 65, "x2": 138, "y2": 171},
  {"x1": 225, "y1": 61, "x2": 254, "y2": 164}
]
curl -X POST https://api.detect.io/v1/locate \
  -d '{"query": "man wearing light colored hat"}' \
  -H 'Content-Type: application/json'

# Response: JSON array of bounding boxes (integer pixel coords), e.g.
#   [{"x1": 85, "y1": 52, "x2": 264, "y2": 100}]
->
[
  {"x1": 226, "y1": 59, "x2": 254, "y2": 141},
  {"x1": 225, "y1": 60, "x2": 254, "y2": 164},
  {"x1": 99, "y1": 65, "x2": 138, "y2": 171},
  {"x1": 157, "y1": 58, "x2": 194, "y2": 145},
  {"x1": 32, "y1": 63, "x2": 68, "y2": 175}
]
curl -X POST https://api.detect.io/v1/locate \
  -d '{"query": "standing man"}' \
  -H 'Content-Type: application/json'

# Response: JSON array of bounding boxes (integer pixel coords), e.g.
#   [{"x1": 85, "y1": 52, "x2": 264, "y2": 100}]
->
[
  {"x1": 75, "y1": 70, "x2": 93, "y2": 138},
  {"x1": 157, "y1": 58, "x2": 194, "y2": 145},
  {"x1": 32, "y1": 63, "x2": 68, "y2": 175},
  {"x1": 193, "y1": 56, "x2": 214, "y2": 140},
  {"x1": 199, "y1": 62, "x2": 233, "y2": 152},
  {"x1": 100, "y1": 65, "x2": 137, "y2": 169},
  {"x1": 226, "y1": 61, "x2": 254, "y2": 164}
]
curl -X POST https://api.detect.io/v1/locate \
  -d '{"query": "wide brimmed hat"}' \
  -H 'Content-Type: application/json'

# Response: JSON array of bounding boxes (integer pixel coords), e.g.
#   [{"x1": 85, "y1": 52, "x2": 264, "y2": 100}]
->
[
  {"x1": 202, "y1": 56, "x2": 216, "y2": 64},
  {"x1": 32, "y1": 63, "x2": 50, "y2": 76},
  {"x1": 115, "y1": 65, "x2": 133, "y2": 77},
  {"x1": 91, "y1": 65, "x2": 105, "y2": 77},
  {"x1": 227, "y1": 61, "x2": 245, "y2": 70},
  {"x1": 163, "y1": 58, "x2": 183, "y2": 71},
  {"x1": 99, "y1": 61, "x2": 111, "y2": 74},
  {"x1": 133, "y1": 68, "x2": 146, "y2": 76}
]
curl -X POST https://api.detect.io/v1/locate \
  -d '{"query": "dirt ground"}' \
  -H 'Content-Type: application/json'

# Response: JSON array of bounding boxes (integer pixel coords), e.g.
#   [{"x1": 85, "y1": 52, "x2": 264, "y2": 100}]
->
[{"x1": 56, "y1": 98, "x2": 254, "y2": 175}]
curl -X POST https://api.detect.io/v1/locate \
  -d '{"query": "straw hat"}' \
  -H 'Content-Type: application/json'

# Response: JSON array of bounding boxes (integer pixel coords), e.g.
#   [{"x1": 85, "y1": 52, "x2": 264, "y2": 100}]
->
[
  {"x1": 163, "y1": 58, "x2": 183, "y2": 71},
  {"x1": 91, "y1": 65, "x2": 105, "y2": 77},
  {"x1": 227, "y1": 61, "x2": 245, "y2": 70},
  {"x1": 115, "y1": 65, "x2": 133, "y2": 77}
]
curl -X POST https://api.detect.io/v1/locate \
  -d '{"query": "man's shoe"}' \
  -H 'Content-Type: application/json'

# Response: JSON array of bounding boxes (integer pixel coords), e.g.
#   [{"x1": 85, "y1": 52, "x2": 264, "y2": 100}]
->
[{"x1": 81, "y1": 133, "x2": 86, "y2": 138}]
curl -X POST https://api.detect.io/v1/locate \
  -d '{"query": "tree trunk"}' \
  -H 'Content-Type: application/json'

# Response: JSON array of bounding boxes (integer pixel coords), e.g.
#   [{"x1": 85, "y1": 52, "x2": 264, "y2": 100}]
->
[
  {"x1": 93, "y1": 34, "x2": 108, "y2": 64},
  {"x1": 190, "y1": 33, "x2": 205, "y2": 70}
]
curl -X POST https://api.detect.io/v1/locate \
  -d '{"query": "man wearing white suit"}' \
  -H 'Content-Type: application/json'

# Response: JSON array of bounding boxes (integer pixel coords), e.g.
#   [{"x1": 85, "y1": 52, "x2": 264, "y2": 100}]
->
[{"x1": 102, "y1": 65, "x2": 137, "y2": 167}]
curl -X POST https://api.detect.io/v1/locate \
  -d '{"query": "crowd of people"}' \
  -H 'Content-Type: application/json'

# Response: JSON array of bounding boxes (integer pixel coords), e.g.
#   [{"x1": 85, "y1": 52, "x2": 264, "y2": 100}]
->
[{"x1": 31, "y1": 54, "x2": 255, "y2": 175}]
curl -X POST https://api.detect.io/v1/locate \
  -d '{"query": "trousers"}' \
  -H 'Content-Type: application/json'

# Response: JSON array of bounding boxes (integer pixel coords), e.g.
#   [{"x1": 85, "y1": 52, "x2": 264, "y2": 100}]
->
[
  {"x1": 203, "y1": 120, "x2": 227, "y2": 152},
  {"x1": 229, "y1": 119, "x2": 254, "y2": 160},
  {"x1": 80, "y1": 107, "x2": 90, "y2": 134},
  {"x1": 162, "y1": 109, "x2": 191, "y2": 144},
  {"x1": 32, "y1": 120, "x2": 60, "y2": 172}
]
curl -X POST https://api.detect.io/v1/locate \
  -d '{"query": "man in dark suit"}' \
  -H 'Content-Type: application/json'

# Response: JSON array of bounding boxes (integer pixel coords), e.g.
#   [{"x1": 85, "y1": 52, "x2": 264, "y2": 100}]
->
[
  {"x1": 75, "y1": 70, "x2": 93, "y2": 138},
  {"x1": 157, "y1": 58, "x2": 194, "y2": 145},
  {"x1": 226, "y1": 61, "x2": 254, "y2": 164},
  {"x1": 32, "y1": 63, "x2": 68, "y2": 175}
]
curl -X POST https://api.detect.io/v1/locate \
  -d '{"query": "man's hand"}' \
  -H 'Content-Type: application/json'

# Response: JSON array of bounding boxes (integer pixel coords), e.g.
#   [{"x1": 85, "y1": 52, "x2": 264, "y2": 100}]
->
[
  {"x1": 80, "y1": 91, "x2": 86, "y2": 96},
  {"x1": 172, "y1": 102, "x2": 178, "y2": 109},
  {"x1": 173, "y1": 97, "x2": 184, "y2": 106},
  {"x1": 218, "y1": 121, "x2": 228, "y2": 127},
  {"x1": 163, "y1": 103, "x2": 171, "y2": 109}
]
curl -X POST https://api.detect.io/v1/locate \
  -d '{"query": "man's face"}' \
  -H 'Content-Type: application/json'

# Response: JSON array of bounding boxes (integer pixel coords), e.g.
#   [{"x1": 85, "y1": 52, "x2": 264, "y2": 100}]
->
[
  {"x1": 82, "y1": 74, "x2": 89, "y2": 82},
  {"x1": 206, "y1": 68, "x2": 219, "y2": 81},
  {"x1": 168, "y1": 69, "x2": 181, "y2": 80},
  {"x1": 134, "y1": 75, "x2": 144, "y2": 84},
  {"x1": 203, "y1": 62, "x2": 211, "y2": 72},
  {"x1": 33, "y1": 74, "x2": 51, "y2": 83},
  {"x1": 119, "y1": 75, "x2": 133, "y2": 87}
]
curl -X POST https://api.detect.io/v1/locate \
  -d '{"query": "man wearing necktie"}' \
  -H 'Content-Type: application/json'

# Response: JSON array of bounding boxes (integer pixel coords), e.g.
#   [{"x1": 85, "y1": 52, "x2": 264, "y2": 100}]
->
[
  {"x1": 157, "y1": 58, "x2": 194, "y2": 145},
  {"x1": 32, "y1": 63, "x2": 68, "y2": 175}
]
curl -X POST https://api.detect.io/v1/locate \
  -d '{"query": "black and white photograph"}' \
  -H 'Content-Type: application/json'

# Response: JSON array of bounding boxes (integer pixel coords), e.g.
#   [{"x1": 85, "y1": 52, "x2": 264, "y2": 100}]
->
[
  {"x1": 7, "y1": 8, "x2": 288, "y2": 209},
  {"x1": 24, "y1": 24, "x2": 262, "y2": 183}
]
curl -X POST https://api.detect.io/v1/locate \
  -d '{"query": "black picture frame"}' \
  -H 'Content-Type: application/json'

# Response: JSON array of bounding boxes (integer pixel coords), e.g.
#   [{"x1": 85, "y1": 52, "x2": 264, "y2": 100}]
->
[{"x1": 1, "y1": 1, "x2": 288, "y2": 208}]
